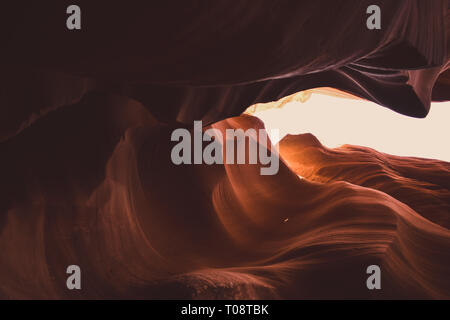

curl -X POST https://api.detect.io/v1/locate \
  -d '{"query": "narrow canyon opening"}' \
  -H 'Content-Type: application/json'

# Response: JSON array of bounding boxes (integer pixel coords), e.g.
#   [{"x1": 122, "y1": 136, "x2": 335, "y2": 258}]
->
[{"x1": 245, "y1": 89, "x2": 450, "y2": 162}]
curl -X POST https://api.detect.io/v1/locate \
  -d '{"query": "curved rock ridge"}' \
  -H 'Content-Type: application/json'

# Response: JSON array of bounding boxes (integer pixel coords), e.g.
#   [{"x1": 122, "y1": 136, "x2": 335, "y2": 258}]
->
[
  {"x1": 278, "y1": 133, "x2": 450, "y2": 228},
  {"x1": 0, "y1": 98, "x2": 449, "y2": 298}
]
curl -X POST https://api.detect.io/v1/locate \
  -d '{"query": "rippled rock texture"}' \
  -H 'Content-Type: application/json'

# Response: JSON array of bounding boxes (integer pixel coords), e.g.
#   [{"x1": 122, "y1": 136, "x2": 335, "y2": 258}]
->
[{"x1": 0, "y1": 1, "x2": 449, "y2": 299}]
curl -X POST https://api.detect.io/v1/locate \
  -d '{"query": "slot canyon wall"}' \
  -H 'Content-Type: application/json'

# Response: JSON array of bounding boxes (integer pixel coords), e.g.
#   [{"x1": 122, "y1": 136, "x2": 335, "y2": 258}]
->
[{"x1": 0, "y1": 1, "x2": 449, "y2": 299}]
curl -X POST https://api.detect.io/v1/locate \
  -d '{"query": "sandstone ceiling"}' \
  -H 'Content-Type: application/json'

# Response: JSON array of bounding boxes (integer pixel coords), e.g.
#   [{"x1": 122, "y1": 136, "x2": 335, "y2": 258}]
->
[{"x1": 1, "y1": 1, "x2": 449, "y2": 142}]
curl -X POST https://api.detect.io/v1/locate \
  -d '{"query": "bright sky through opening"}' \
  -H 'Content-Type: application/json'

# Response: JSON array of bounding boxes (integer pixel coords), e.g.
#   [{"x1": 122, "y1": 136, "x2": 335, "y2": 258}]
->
[{"x1": 252, "y1": 93, "x2": 450, "y2": 162}]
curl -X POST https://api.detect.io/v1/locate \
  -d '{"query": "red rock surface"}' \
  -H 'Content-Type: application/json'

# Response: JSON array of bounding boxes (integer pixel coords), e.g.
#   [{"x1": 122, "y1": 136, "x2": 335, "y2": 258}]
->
[{"x1": 0, "y1": 1, "x2": 449, "y2": 299}]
